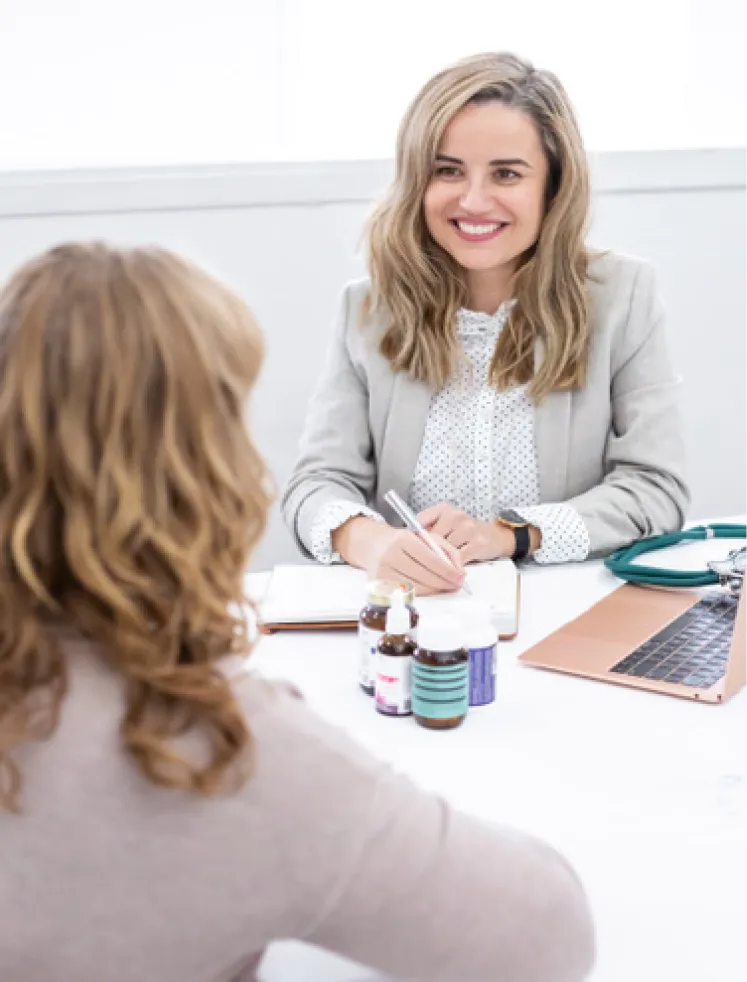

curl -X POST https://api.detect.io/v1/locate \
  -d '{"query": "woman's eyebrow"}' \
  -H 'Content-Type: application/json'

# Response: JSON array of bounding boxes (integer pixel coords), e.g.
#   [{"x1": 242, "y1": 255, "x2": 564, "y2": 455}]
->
[{"x1": 435, "y1": 153, "x2": 532, "y2": 168}]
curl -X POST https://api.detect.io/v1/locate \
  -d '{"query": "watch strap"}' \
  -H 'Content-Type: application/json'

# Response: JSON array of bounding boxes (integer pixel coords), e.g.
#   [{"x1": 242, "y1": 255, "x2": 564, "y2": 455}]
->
[
  {"x1": 511, "y1": 523, "x2": 531, "y2": 562},
  {"x1": 496, "y1": 510, "x2": 531, "y2": 562}
]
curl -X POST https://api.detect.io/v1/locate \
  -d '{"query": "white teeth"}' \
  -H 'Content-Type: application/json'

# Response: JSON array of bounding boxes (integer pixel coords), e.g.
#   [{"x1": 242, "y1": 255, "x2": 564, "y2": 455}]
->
[{"x1": 456, "y1": 221, "x2": 503, "y2": 235}]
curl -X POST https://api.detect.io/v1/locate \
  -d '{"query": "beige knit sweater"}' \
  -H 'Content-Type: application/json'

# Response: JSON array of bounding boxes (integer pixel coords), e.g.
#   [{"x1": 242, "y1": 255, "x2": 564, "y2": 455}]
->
[{"x1": 0, "y1": 636, "x2": 595, "y2": 982}]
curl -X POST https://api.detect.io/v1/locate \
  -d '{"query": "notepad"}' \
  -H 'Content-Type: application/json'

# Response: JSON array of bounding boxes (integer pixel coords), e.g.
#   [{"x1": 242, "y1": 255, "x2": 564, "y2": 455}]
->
[{"x1": 259, "y1": 559, "x2": 519, "y2": 639}]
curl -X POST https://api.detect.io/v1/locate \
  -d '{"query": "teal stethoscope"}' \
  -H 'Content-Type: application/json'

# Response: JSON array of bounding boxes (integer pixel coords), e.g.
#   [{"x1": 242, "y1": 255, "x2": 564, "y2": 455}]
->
[{"x1": 604, "y1": 524, "x2": 746, "y2": 594}]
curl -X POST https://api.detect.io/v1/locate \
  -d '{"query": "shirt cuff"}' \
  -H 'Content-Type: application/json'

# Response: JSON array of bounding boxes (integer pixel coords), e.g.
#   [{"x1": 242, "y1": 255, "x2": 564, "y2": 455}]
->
[
  {"x1": 513, "y1": 503, "x2": 591, "y2": 564},
  {"x1": 309, "y1": 499, "x2": 385, "y2": 564}
]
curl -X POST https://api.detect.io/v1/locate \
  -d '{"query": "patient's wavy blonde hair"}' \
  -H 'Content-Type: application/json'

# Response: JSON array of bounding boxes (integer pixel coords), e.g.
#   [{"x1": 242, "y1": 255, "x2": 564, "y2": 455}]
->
[
  {"x1": 367, "y1": 52, "x2": 592, "y2": 401},
  {"x1": 0, "y1": 242, "x2": 270, "y2": 812}
]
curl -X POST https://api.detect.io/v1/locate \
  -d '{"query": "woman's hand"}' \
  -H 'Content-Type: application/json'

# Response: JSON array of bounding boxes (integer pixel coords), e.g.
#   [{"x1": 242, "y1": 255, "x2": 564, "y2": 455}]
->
[
  {"x1": 331, "y1": 517, "x2": 465, "y2": 595},
  {"x1": 417, "y1": 503, "x2": 515, "y2": 564}
]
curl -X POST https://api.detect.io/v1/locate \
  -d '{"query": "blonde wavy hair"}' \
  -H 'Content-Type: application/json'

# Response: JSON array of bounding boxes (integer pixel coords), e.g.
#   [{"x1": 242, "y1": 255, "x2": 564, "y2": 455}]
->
[
  {"x1": 367, "y1": 51, "x2": 592, "y2": 401},
  {"x1": 0, "y1": 242, "x2": 270, "y2": 812}
]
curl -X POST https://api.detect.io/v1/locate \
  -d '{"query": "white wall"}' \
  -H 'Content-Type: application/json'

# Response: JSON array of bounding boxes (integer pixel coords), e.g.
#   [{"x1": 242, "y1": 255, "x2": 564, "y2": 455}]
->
[
  {"x1": 0, "y1": 148, "x2": 744, "y2": 570},
  {"x1": 0, "y1": 0, "x2": 745, "y2": 169}
]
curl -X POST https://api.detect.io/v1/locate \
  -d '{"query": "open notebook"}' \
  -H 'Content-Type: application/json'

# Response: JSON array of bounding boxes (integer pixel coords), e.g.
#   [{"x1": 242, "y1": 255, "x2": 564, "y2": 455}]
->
[{"x1": 258, "y1": 559, "x2": 520, "y2": 640}]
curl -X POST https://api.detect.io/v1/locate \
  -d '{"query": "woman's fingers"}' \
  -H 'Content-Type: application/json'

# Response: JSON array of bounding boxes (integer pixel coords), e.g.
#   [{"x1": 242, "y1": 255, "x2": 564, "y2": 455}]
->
[
  {"x1": 458, "y1": 540, "x2": 482, "y2": 564},
  {"x1": 438, "y1": 537, "x2": 464, "y2": 568},
  {"x1": 417, "y1": 503, "x2": 463, "y2": 538},
  {"x1": 380, "y1": 531, "x2": 464, "y2": 594},
  {"x1": 416, "y1": 503, "x2": 446, "y2": 529},
  {"x1": 418, "y1": 504, "x2": 479, "y2": 548},
  {"x1": 442, "y1": 518, "x2": 476, "y2": 549},
  {"x1": 427, "y1": 513, "x2": 464, "y2": 541},
  {"x1": 386, "y1": 557, "x2": 450, "y2": 594},
  {"x1": 372, "y1": 505, "x2": 503, "y2": 587},
  {"x1": 405, "y1": 539, "x2": 463, "y2": 591}
]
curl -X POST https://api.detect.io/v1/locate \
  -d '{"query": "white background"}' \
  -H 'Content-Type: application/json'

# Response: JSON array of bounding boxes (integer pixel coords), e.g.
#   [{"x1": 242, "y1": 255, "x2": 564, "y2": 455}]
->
[{"x1": 0, "y1": 0, "x2": 745, "y2": 171}]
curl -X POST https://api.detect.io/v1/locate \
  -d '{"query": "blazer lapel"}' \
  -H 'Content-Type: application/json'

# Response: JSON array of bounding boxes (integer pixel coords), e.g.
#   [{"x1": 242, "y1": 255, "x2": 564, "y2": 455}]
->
[
  {"x1": 376, "y1": 371, "x2": 432, "y2": 517},
  {"x1": 533, "y1": 341, "x2": 571, "y2": 503}
]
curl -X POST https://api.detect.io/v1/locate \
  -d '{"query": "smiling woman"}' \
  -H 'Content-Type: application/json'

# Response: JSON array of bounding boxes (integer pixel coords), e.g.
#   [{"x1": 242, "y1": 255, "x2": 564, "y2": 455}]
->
[
  {"x1": 423, "y1": 100, "x2": 547, "y2": 288},
  {"x1": 282, "y1": 52, "x2": 690, "y2": 593},
  {"x1": 424, "y1": 101, "x2": 549, "y2": 313}
]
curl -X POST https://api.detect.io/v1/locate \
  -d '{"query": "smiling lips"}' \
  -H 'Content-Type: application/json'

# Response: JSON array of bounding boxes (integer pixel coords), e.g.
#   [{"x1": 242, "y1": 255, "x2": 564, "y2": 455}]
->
[{"x1": 450, "y1": 219, "x2": 509, "y2": 242}]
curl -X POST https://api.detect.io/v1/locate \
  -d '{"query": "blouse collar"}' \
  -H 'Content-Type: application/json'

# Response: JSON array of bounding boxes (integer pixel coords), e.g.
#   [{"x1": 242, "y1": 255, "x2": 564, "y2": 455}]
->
[{"x1": 456, "y1": 299, "x2": 516, "y2": 338}]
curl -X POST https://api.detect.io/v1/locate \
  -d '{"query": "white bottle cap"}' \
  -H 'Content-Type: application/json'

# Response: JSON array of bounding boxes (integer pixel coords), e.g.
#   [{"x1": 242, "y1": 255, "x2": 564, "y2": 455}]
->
[
  {"x1": 385, "y1": 588, "x2": 410, "y2": 635},
  {"x1": 415, "y1": 612, "x2": 464, "y2": 653},
  {"x1": 459, "y1": 601, "x2": 498, "y2": 649}
]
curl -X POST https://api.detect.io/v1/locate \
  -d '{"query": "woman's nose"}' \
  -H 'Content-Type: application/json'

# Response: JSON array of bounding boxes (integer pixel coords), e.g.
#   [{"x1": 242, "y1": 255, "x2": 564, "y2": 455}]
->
[{"x1": 458, "y1": 180, "x2": 494, "y2": 214}]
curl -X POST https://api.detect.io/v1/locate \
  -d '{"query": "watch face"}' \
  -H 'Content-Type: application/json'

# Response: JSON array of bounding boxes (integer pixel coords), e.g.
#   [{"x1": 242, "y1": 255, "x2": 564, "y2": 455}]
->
[{"x1": 499, "y1": 509, "x2": 527, "y2": 527}]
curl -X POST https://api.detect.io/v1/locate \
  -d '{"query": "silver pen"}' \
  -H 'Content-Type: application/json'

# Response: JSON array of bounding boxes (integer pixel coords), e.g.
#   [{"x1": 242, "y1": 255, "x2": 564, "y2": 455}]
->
[{"x1": 384, "y1": 489, "x2": 472, "y2": 595}]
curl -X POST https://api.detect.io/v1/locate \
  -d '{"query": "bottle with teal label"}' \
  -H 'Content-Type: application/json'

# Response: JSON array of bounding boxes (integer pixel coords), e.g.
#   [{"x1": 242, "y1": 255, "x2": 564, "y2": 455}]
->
[{"x1": 412, "y1": 614, "x2": 469, "y2": 730}]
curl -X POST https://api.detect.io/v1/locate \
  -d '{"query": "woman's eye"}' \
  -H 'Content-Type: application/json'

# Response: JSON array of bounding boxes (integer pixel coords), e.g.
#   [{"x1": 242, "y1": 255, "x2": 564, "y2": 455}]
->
[
  {"x1": 495, "y1": 168, "x2": 520, "y2": 182},
  {"x1": 435, "y1": 165, "x2": 462, "y2": 178}
]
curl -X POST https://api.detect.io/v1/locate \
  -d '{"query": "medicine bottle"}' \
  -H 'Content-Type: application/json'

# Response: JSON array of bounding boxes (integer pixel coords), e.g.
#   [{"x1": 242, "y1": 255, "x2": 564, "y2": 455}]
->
[
  {"x1": 462, "y1": 603, "x2": 498, "y2": 706},
  {"x1": 358, "y1": 581, "x2": 417, "y2": 695},
  {"x1": 412, "y1": 614, "x2": 469, "y2": 730},
  {"x1": 374, "y1": 589, "x2": 416, "y2": 716}
]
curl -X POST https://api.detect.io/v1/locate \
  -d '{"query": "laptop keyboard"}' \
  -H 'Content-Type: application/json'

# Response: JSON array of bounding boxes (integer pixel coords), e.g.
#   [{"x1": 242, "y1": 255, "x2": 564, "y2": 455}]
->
[{"x1": 610, "y1": 591, "x2": 739, "y2": 689}]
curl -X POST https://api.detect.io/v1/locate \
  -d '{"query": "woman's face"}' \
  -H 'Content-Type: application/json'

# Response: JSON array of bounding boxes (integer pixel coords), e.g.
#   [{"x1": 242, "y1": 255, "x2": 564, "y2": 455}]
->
[{"x1": 423, "y1": 101, "x2": 548, "y2": 280}]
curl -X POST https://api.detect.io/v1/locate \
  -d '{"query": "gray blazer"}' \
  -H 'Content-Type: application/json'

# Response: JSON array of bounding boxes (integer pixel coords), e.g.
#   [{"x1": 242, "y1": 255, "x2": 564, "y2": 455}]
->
[{"x1": 282, "y1": 251, "x2": 689, "y2": 560}]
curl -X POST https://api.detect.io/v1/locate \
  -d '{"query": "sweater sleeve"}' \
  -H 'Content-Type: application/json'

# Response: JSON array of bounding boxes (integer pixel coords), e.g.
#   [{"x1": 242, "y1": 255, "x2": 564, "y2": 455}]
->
[{"x1": 241, "y1": 675, "x2": 595, "y2": 982}]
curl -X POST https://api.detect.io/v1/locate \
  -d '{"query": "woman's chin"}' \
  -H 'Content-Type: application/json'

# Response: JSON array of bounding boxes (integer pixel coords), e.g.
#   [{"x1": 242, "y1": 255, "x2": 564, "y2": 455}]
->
[{"x1": 451, "y1": 252, "x2": 516, "y2": 273}]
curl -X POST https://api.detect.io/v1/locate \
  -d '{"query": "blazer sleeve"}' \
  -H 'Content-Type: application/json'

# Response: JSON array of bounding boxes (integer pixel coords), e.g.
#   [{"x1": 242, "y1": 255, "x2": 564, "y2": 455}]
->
[
  {"x1": 281, "y1": 283, "x2": 378, "y2": 557},
  {"x1": 566, "y1": 262, "x2": 690, "y2": 557}
]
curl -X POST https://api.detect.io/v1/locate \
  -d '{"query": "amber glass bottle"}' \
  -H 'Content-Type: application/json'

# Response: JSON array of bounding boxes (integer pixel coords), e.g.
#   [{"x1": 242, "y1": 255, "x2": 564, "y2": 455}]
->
[
  {"x1": 358, "y1": 581, "x2": 417, "y2": 695},
  {"x1": 374, "y1": 589, "x2": 416, "y2": 716}
]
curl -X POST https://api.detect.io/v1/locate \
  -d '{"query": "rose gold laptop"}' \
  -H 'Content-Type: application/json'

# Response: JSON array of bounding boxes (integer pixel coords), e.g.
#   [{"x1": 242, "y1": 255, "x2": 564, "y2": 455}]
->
[{"x1": 518, "y1": 585, "x2": 745, "y2": 704}]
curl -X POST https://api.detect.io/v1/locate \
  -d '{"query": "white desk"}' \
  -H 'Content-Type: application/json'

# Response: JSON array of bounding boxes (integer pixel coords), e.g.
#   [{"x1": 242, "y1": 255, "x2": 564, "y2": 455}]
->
[{"x1": 248, "y1": 537, "x2": 746, "y2": 982}]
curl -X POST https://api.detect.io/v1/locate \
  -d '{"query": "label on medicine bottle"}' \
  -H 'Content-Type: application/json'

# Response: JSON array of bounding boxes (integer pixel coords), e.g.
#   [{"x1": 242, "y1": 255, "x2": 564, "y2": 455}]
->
[
  {"x1": 411, "y1": 661, "x2": 469, "y2": 719},
  {"x1": 375, "y1": 654, "x2": 412, "y2": 715},
  {"x1": 359, "y1": 625, "x2": 383, "y2": 690}
]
